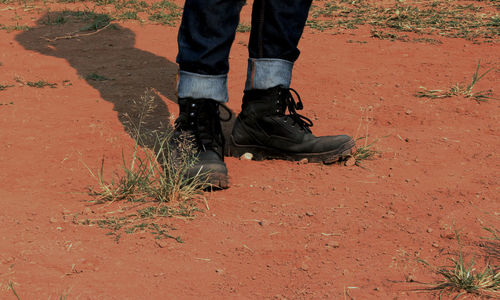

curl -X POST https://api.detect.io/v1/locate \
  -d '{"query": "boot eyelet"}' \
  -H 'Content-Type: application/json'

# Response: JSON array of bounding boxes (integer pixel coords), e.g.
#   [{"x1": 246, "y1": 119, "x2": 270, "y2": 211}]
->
[
  {"x1": 191, "y1": 103, "x2": 196, "y2": 107},
  {"x1": 189, "y1": 112, "x2": 195, "y2": 116},
  {"x1": 276, "y1": 109, "x2": 280, "y2": 113},
  {"x1": 190, "y1": 122, "x2": 194, "y2": 125}
]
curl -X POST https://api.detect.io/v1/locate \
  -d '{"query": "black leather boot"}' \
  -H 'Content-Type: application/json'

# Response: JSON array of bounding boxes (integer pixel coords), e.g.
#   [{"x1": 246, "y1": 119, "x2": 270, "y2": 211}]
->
[
  {"x1": 174, "y1": 98, "x2": 229, "y2": 188},
  {"x1": 230, "y1": 87, "x2": 354, "y2": 163}
]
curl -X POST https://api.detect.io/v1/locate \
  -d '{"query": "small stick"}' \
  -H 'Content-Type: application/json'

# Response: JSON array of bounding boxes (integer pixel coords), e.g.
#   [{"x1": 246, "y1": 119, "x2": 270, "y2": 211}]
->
[{"x1": 44, "y1": 23, "x2": 112, "y2": 42}]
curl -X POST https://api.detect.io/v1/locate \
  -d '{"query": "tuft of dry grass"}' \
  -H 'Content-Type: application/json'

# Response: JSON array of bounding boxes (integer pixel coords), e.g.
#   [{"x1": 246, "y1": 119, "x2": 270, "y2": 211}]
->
[
  {"x1": 308, "y1": 0, "x2": 500, "y2": 42},
  {"x1": 349, "y1": 136, "x2": 380, "y2": 167},
  {"x1": 80, "y1": 89, "x2": 210, "y2": 242},
  {"x1": 417, "y1": 232, "x2": 499, "y2": 299},
  {"x1": 416, "y1": 60, "x2": 497, "y2": 102}
]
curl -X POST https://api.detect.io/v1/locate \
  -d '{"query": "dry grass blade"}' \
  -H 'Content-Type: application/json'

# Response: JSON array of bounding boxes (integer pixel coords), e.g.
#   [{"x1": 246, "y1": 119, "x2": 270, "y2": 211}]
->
[
  {"x1": 415, "y1": 60, "x2": 497, "y2": 102},
  {"x1": 8, "y1": 281, "x2": 20, "y2": 300}
]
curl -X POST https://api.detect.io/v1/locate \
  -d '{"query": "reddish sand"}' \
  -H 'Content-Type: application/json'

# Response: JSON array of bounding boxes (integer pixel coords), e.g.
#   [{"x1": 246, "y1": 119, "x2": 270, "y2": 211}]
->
[{"x1": 0, "y1": 1, "x2": 498, "y2": 299}]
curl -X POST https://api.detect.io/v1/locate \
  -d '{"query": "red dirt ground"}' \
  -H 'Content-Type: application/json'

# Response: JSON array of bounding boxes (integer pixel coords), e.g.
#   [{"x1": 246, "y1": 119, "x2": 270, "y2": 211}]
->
[{"x1": 1, "y1": 1, "x2": 499, "y2": 299}]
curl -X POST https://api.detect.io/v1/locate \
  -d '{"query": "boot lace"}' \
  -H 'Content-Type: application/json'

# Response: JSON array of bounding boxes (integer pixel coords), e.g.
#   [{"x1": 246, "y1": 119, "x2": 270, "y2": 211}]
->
[
  {"x1": 175, "y1": 101, "x2": 232, "y2": 153},
  {"x1": 281, "y1": 88, "x2": 313, "y2": 133}
]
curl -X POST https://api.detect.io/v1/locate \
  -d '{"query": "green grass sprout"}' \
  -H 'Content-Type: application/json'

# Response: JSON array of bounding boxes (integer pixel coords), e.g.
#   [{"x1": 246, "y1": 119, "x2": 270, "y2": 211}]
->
[
  {"x1": 0, "y1": 84, "x2": 14, "y2": 91},
  {"x1": 348, "y1": 136, "x2": 380, "y2": 167},
  {"x1": 26, "y1": 80, "x2": 58, "y2": 88},
  {"x1": 85, "y1": 72, "x2": 110, "y2": 81}
]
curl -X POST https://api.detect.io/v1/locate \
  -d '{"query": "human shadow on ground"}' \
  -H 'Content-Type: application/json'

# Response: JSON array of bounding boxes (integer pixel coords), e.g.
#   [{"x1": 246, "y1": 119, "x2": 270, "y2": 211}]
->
[{"x1": 15, "y1": 12, "x2": 235, "y2": 151}]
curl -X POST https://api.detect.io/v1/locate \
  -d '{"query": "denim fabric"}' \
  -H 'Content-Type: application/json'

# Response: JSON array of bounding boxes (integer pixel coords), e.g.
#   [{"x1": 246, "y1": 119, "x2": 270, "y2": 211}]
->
[
  {"x1": 176, "y1": 0, "x2": 312, "y2": 102},
  {"x1": 248, "y1": 0, "x2": 312, "y2": 61},
  {"x1": 177, "y1": 0, "x2": 245, "y2": 76},
  {"x1": 244, "y1": 58, "x2": 293, "y2": 91},
  {"x1": 177, "y1": 71, "x2": 229, "y2": 102}
]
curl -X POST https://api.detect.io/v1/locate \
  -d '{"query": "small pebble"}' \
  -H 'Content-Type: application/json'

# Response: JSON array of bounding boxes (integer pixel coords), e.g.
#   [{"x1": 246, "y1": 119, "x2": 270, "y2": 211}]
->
[
  {"x1": 344, "y1": 156, "x2": 356, "y2": 167},
  {"x1": 298, "y1": 158, "x2": 308, "y2": 164},
  {"x1": 427, "y1": 228, "x2": 433, "y2": 233},
  {"x1": 326, "y1": 241, "x2": 340, "y2": 248},
  {"x1": 305, "y1": 211, "x2": 314, "y2": 217},
  {"x1": 155, "y1": 239, "x2": 169, "y2": 248},
  {"x1": 240, "y1": 152, "x2": 253, "y2": 160}
]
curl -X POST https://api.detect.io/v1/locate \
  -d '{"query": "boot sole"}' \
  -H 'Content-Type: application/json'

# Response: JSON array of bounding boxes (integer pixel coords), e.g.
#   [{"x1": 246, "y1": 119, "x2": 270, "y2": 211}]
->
[
  {"x1": 229, "y1": 136, "x2": 355, "y2": 164},
  {"x1": 206, "y1": 173, "x2": 230, "y2": 190},
  {"x1": 187, "y1": 165, "x2": 229, "y2": 190}
]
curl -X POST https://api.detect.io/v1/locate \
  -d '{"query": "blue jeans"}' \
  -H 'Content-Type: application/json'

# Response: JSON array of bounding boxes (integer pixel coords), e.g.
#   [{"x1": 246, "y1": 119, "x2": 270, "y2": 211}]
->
[{"x1": 176, "y1": 0, "x2": 312, "y2": 102}]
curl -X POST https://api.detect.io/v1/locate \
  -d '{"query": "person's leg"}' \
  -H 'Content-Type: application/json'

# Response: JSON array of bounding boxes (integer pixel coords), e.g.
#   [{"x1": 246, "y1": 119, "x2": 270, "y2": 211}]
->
[
  {"x1": 177, "y1": 0, "x2": 244, "y2": 102},
  {"x1": 245, "y1": 0, "x2": 311, "y2": 91},
  {"x1": 175, "y1": 0, "x2": 244, "y2": 188},
  {"x1": 230, "y1": 0, "x2": 355, "y2": 163}
]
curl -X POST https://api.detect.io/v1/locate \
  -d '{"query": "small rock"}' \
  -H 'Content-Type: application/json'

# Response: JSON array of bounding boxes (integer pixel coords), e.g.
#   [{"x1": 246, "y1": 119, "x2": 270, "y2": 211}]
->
[
  {"x1": 305, "y1": 211, "x2": 314, "y2": 217},
  {"x1": 405, "y1": 109, "x2": 412, "y2": 115},
  {"x1": 155, "y1": 239, "x2": 169, "y2": 248},
  {"x1": 49, "y1": 217, "x2": 57, "y2": 223},
  {"x1": 432, "y1": 242, "x2": 439, "y2": 248},
  {"x1": 298, "y1": 158, "x2": 308, "y2": 164},
  {"x1": 426, "y1": 228, "x2": 433, "y2": 233},
  {"x1": 215, "y1": 269, "x2": 224, "y2": 274},
  {"x1": 440, "y1": 233, "x2": 455, "y2": 239},
  {"x1": 239, "y1": 152, "x2": 253, "y2": 160},
  {"x1": 326, "y1": 241, "x2": 340, "y2": 248},
  {"x1": 344, "y1": 156, "x2": 356, "y2": 167}
]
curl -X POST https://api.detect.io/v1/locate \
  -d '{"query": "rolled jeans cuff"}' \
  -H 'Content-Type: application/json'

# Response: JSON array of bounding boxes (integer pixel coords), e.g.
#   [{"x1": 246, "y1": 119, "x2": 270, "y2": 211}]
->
[
  {"x1": 244, "y1": 58, "x2": 293, "y2": 91},
  {"x1": 177, "y1": 70, "x2": 228, "y2": 103}
]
